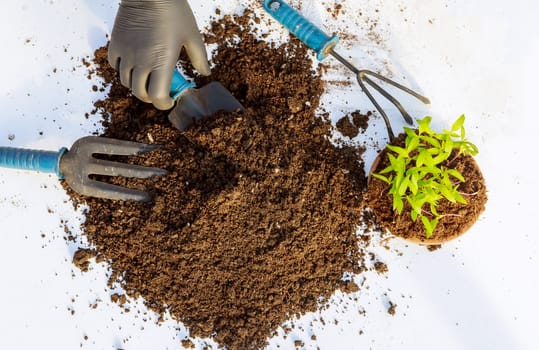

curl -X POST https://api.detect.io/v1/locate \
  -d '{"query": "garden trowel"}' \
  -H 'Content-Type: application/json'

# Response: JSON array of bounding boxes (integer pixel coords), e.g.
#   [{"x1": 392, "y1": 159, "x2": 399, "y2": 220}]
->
[{"x1": 167, "y1": 70, "x2": 244, "y2": 131}]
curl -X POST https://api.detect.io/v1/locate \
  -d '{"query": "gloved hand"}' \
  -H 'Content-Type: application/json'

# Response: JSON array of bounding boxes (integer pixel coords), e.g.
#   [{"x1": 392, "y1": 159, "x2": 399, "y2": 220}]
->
[{"x1": 108, "y1": 0, "x2": 211, "y2": 110}]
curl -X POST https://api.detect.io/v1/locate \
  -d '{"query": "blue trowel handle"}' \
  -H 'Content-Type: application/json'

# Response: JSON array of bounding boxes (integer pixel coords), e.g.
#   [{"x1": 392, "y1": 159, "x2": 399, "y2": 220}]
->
[
  {"x1": 170, "y1": 69, "x2": 196, "y2": 100},
  {"x1": 0, "y1": 146, "x2": 68, "y2": 178},
  {"x1": 263, "y1": 0, "x2": 339, "y2": 61}
]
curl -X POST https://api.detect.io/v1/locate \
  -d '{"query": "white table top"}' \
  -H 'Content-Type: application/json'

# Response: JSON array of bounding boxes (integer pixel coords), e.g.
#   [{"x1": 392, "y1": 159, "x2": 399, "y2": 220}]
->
[{"x1": 1, "y1": 0, "x2": 537, "y2": 349}]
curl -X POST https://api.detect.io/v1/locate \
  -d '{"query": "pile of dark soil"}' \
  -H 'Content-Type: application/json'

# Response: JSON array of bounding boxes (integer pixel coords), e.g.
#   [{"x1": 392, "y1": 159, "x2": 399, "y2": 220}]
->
[{"x1": 72, "y1": 10, "x2": 372, "y2": 350}]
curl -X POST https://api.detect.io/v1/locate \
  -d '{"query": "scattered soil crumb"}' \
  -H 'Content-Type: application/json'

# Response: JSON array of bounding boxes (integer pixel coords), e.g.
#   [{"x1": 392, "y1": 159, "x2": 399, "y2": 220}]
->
[
  {"x1": 336, "y1": 116, "x2": 359, "y2": 138},
  {"x1": 387, "y1": 301, "x2": 397, "y2": 315},
  {"x1": 72, "y1": 248, "x2": 97, "y2": 272},
  {"x1": 181, "y1": 339, "x2": 195, "y2": 348},
  {"x1": 352, "y1": 111, "x2": 371, "y2": 131},
  {"x1": 327, "y1": 3, "x2": 344, "y2": 19},
  {"x1": 110, "y1": 293, "x2": 127, "y2": 305},
  {"x1": 374, "y1": 261, "x2": 388, "y2": 274},
  {"x1": 427, "y1": 244, "x2": 442, "y2": 252},
  {"x1": 336, "y1": 110, "x2": 371, "y2": 139}
]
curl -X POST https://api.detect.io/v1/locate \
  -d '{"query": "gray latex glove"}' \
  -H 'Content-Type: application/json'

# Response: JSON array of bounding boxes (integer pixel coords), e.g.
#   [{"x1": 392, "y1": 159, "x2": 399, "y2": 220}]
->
[{"x1": 108, "y1": 0, "x2": 211, "y2": 110}]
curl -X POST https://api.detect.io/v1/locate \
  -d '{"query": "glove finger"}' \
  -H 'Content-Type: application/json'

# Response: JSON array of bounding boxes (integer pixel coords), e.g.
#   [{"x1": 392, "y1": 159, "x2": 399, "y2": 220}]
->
[
  {"x1": 107, "y1": 49, "x2": 121, "y2": 71},
  {"x1": 147, "y1": 68, "x2": 175, "y2": 110},
  {"x1": 119, "y1": 59, "x2": 134, "y2": 89},
  {"x1": 184, "y1": 37, "x2": 211, "y2": 76},
  {"x1": 131, "y1": 68, "x2": 152, "y2": 104}
]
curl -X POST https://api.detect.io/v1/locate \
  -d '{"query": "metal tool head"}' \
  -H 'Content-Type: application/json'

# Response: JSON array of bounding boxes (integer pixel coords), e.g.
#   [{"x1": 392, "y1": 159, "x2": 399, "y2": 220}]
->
[
  {"x1": 59, "y1": 136, "x2": 167, "y2": 202},
  {"x1": 168, "y1": 82, "x2": 245, "y2": 131},
  {"x1": 328, "y1": 51, "x2": 430, "y2": 142},
  {"x1": 356, "y1": 69, "x2": 431, "y2": 141}
]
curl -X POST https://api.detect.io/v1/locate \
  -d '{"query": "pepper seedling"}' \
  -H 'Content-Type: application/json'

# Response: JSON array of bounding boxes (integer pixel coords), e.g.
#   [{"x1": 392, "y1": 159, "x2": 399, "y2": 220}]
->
[{"x1": 371, "y1": 115, "x2": 479, "y2": 238}]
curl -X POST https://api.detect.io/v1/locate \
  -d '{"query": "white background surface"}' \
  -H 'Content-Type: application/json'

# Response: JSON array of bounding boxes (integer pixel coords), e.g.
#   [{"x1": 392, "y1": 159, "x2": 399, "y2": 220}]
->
[{"x1": 1, "y1": 0, "x2": 538, "y2": 349}]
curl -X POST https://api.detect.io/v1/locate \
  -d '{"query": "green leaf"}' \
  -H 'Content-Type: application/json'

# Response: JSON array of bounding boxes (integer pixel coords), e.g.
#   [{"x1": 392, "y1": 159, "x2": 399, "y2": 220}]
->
[
  {"x1": 406, "y1": 135, "x2": 420, "y2": 153},
  {"x1": 440, "y1": 185, "x2": 456, "y2": 202},
  {"x1": 393, "y1": 195, "x2": 404, "y2": 214},
  {"x1": 387, "y1": 144, "x2": 408, "y2": 158},
  {"x1": 420, "y1": 135, "x2": 441, "y2": 148},
  {"x1": 424, "y1": 188, "x2": 442, "y2": 203},
  {"x1": 422, "y1": 165, "x2": 442, "y2": 176},
  {"x1": 444, "y1": 137, "x2": 454, "y2": 154},
  {"x1": 421, "y1": 216, "x2": 440, "y2": 238},
  {"x1": 429, "y1": 203, "x2": 440, "y2": 217},
  {"x1": 372, "y1": 173, "x2": 390, "y2": 184},
  {"x1": 398, "y1": 177, "x2": 410, "y2": 196},
  {"x1": 387, "y1": 153, "x2": 398, "y2": 169},
  {"x1": 432, "y1": 149, "x2": 451, "y2": 165},
  {"x1": 394, "y1": 157, "x2": 406, "y2": 175},
  {"x1": 379, "y1": 165, "x2": 394, "y2": 175},
  {"x1": 429, "y1": 217, "x2": 441, "y2": 238},
  {"x1": 417, "y1": 116, "x2": 433, "y2": 135},
  {"x1": 421, "y1": 216, "x2": 434, "y2": 237},
  {"x1": 447, "y1": 169, "x2": 465, "y2": 182},
  {"x1": 409, "y1": 173, "x2": 419, "y2": 194},
  {"x1": 408, "y1": 194, "x2": 424, "y2": 216},
  {"x1": 440, "y1": 173, "x2": 454, "y2": 189},
  {"x1": 454, "y1": 191, "x2": 468, "y2": 205},
  {"x1": 416, "y1": 150, "x2": 426, "y2": 167},
  {"x1": 404, "y1": 127, "x2": 417, "y2": 139},
  {"x1": 451, "y1": 114, "x2": 465, "y2": 132},
  {"x1": 463, "y1": 141, "x2": 479, "y2": 156}
]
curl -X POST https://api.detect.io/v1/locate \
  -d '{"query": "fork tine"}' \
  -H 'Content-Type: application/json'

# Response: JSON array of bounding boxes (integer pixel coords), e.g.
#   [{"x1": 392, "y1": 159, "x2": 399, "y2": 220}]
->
[
  {"x1": 66, "y1": 177, "x2": 153, "y2": 202},
  {"x1": 87, "y1": 159, "x2": 168, "y2": 178},
  {"x1": 73, "y1": 136, "x2": 160, "y2": 156},
  {"x1": 359, "y1": 70, "x2": 431, "y2": 105},
  {"x1": 359, "y1": 73, "x2": 414, "y2": 125},
  {"x1": 356, "y1": 76, "x2": 396, "y2": 141}
]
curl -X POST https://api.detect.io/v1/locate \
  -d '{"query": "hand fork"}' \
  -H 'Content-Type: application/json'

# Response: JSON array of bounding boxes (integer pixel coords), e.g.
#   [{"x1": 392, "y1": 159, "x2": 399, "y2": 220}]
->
[{"x1": 0, "y1": 136, "x2": 167, "y2": 201}]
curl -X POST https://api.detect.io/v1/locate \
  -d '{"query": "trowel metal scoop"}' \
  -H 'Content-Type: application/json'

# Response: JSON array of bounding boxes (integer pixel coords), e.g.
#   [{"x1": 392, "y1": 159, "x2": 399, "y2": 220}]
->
[
  {"x1": 263, "y1": 0, "x2": 431, "y2": 140},
  {"x1": 167, "y1": 69, "x2": 245, "y2": 131},
  {"x1": 0, "y1": 136, "x2": 166, "y2": 201}
]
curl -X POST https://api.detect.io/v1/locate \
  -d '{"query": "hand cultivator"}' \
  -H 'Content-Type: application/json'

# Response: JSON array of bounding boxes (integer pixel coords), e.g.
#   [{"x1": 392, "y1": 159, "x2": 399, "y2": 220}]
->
[
  {"x1": 0, "y1": 136, "x2": 166, "y2": 201},
  {"x1": 263, "y1": 0, "x2": 431, "y2": 140}
]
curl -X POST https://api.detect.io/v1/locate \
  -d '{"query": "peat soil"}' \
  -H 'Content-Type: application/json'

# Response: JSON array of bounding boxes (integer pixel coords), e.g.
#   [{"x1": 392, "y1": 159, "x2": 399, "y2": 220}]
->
[{"x1": 70, "y1": 10, "x2": 377, "y2": 350}]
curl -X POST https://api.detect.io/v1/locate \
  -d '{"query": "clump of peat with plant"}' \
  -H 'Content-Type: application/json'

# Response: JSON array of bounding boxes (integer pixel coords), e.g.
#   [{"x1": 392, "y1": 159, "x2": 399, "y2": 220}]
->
[{"x1": 371, "y1": 115, "x2": 479, "y2": 238}]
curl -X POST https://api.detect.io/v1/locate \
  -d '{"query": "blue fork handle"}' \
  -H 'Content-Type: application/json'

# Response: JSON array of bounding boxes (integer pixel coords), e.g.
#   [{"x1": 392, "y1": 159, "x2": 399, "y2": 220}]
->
[
  {"x1": 0, "y1": 147, "x2": 68, "y2": 179},
  {"x1": 263, "y1": 0, "x2": 339, "y2": 61},
  {"x1": 170, "y1": 69, "x2": 196, "y2": 100}
]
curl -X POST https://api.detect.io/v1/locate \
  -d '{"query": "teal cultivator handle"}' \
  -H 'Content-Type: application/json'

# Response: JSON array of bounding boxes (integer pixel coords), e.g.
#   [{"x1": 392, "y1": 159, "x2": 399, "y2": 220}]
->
[
  {"x1": 169, "y1": 69, "x2": 196, "y2": 100},
  {"x1": 263, "y1": 0, "x2": 338, "y2": 61},
  {"x1": 0, "y1": 147, "x2": 67, "y2": 178}
]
